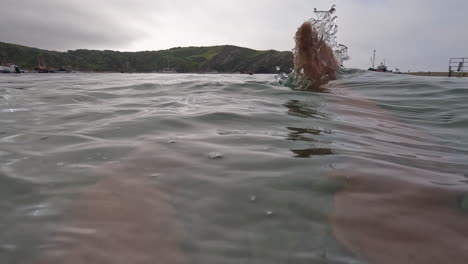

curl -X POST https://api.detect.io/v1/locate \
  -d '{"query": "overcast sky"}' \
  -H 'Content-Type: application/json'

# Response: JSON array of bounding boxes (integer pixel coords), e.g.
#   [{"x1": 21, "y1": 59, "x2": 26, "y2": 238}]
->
[{"x1": 1, "y1": 0, "x2": 466, "y2": 71}]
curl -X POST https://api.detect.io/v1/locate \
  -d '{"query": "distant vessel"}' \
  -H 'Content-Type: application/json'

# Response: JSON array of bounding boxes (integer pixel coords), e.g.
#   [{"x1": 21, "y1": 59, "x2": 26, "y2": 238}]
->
[
  {"x1": 35, "y1": 56, "x2": 51, "y2": 73},
  {"x1": 0, "y1": 65, "x2": 21, "y2": 73},
  {"x1": 368, "y1": 50, "x2": 377, "y2": 71},
  {"x1": 374, "y1": 62, "x2": 392, "y2": 73},
  {"x1": 0, "y1": 66, "x2": 13, "y2": 73},
  {"x1": 368, "y1": 50, "x2": 392, "y2": 72}
]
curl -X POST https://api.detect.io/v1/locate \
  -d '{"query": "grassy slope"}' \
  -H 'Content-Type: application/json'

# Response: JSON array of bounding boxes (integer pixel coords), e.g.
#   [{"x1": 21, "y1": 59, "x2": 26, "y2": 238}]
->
[{"x1": 0, "y1": 42, "x2": 293, "y2": 73}]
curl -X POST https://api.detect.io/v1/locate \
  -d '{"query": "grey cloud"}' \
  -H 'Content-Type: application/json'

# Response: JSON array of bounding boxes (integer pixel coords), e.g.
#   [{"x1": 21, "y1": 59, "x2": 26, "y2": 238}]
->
[
  {"x1": 336, "y1": 0, "x2": 468, "y2": 71},
  {"x1": 0, "y1": 0, "x2": 150, "y2": 50}
]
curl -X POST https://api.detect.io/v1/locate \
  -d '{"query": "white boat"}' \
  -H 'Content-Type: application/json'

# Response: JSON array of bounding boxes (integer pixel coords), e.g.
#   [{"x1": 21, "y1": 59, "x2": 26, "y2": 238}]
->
[
  {"x1": 0, "y1": 65, "x2": 21, "y2": 73},
  {"x1": 0, "y1": 65, "x2": 13, "y2": 73}
]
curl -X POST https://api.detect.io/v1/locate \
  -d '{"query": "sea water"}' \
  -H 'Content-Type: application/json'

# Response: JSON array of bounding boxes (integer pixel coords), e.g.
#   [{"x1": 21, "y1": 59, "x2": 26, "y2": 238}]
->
[{"x1": 0, "y1": 72, "x2": 467, "y2": 263}]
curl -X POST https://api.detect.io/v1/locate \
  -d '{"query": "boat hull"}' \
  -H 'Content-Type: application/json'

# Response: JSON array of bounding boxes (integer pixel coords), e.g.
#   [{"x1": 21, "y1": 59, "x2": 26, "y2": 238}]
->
[{"x1": 0, "y1": 66, "x2": 13, "y2": 73}]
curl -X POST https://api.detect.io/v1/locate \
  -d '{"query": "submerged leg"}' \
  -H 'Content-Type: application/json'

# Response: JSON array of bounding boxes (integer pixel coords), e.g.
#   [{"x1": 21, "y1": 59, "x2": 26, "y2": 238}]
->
[
  {"x1": 29, "y1": 144, "x2": 187, "y2": 264},
  {"x1": 327, "y1": 93, "x2": 468, "y2": 264}
]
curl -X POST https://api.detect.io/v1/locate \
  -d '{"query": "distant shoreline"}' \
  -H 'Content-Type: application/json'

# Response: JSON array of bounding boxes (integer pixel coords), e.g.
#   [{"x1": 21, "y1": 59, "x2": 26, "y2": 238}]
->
[
  {"x1": 0, "y1": 41, "x2": 293, "y2": 74},
  {"x1": 3, "y1": 70, "x2": 466, "y2": 78},
  {"x1": 404, "y1": 71, "x2": 467, "y2": 77},
  {"x1": 0, "y1": 71, "x2": 274, "y2": 75}
]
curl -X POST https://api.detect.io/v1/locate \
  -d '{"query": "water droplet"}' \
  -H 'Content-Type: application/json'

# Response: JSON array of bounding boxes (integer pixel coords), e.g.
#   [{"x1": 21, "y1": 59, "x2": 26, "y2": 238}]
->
[
  {"x1": 168, "y1": 140, "x2": 176, "y2": 144},
  {"x1": 57, "y1": 162, "x2": 64, "y2": 166},
  {"x1": 150, "y1": 173, "x2": 161, "y2": 177},
  {"x1": 250, "y1": 195, "x2": 257, "y2": 202},
  {"x1": 40, "y1": 136, "x2": 48, "y2": 140},
  {"x1": 276, "y1": 66, "x2": 281, "y2": 71},
  {"x1": 265, "y1": 210, "x2": 274, "y2": 216},
  {"x1": 208, "y1": 152, "x2": 223, "y2": 159}
]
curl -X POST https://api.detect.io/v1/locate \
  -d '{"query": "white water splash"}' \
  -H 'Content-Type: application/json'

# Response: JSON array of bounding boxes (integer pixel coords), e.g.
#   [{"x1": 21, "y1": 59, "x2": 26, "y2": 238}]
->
[
  {"x1": 276, "y1": 5, "x2": 349, "y2": 87},
  {"x1": 308, "y1": 5, "x2": 349, "y2": 66}
]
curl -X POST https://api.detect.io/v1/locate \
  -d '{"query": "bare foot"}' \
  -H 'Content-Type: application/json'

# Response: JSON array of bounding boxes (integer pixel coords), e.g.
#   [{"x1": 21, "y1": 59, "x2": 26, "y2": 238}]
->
[{"x1": 293, "y1": 22, "x2": 339, "y2": 90}]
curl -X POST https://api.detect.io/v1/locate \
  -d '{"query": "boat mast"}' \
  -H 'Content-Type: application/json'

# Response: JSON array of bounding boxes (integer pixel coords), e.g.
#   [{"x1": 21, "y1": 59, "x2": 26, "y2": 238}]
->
[{"x1": 372, "y1": 50, "x2": 376, "y2": 69}]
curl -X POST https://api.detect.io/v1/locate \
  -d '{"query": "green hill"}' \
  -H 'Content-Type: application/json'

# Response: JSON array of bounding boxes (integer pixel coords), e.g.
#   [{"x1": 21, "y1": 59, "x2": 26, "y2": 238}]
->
[{"x1": 0, "y1": 42, "x2": 293, "y2": 73}]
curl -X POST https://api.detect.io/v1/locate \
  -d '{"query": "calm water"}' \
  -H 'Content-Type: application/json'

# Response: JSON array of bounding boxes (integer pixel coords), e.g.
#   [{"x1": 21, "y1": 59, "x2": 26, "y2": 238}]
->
[{"x1": 0, "y1": 72, "x2": 467, "y2": 264}]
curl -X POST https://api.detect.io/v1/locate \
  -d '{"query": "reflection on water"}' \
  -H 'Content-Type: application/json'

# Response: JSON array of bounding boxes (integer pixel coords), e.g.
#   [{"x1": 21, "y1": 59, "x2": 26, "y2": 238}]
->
[
  {"x1": 290, "y1": 148, "x2": 333, "y2": 158},
  {"x1": 0, "y1": 72, "x2": 468, "y2": 264},
  {"x1": 283, "y1": 99, "x2": 327, "y2": 119},
  {"x1": 286, "y1": 126, "x2": 332, "y2": 142}
]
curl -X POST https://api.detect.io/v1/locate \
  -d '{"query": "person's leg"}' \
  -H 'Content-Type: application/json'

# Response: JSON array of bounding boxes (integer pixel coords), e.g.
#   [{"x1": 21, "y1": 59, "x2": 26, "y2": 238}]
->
[
  {"x1": 28, "y1": 145, "x2": 187, "y2": 264},
  {"x1": 293, "y1": 22, "x2": 339, "y2": 90},
  {"x1": 324, "y1": 72, "x2": 468, "y2": 264}
]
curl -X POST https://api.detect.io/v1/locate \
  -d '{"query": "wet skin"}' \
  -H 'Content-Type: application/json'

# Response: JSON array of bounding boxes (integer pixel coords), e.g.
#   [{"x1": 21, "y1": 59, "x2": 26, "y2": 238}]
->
[{"x1": 293, "y1": 22, "x2": 339, "y2": 90}]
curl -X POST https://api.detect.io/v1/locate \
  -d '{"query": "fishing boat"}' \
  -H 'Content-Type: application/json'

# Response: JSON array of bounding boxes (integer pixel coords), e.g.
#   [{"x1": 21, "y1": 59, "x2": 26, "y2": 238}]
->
[
  {"x1": 375, "y1": 62, "x2": 392, "y2": 72},
  {"x1": 368, "y1": 50, "x2": 392, "y2": 72}
]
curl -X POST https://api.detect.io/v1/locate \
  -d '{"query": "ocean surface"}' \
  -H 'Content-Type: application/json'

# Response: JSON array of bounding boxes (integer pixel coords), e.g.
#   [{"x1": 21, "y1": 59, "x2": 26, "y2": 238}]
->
[{"x1": 0, "y1": 72, "x2": 467, "y2": 264}]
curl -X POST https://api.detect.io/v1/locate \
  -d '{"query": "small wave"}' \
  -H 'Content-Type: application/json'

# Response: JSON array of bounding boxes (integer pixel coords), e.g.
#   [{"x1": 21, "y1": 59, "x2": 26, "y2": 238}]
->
[{"x1": 1, "y1": 73, "x2": 468, "y2": 264}]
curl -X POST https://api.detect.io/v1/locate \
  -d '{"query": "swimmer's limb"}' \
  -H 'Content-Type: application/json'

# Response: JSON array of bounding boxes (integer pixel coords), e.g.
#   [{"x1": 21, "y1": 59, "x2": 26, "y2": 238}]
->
[{"x1": 293, "y1": 22, "x2": 339, "y2": 90}]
